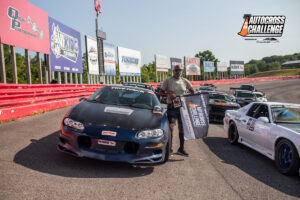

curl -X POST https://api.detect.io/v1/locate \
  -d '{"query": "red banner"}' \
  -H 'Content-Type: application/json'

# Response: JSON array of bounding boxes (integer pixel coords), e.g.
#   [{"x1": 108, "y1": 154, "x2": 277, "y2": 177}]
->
[{"x1": 0, "y1": 0, "x2": 50, "y2": 54}]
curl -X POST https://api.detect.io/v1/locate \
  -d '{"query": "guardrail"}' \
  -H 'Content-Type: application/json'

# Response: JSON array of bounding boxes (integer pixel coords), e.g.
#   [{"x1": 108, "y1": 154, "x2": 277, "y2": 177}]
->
[{"x1": 1, "y1": 75, "x2": 299, "y2": 122}]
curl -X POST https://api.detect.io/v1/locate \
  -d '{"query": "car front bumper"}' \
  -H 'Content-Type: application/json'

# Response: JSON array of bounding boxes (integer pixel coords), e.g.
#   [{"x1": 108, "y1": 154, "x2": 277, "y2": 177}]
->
[{"x1": 58, "y1": 126, "x2": 168, "y2": 164}]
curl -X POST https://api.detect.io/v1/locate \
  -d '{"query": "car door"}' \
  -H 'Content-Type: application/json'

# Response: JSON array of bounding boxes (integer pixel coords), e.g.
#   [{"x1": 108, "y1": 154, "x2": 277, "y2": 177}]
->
[
  {"x1": 240, "y1": 103, "x2": 262, "y2": 148},
  {"x1": 250, "y1": 104, "x2": 272, "y2": 154}
]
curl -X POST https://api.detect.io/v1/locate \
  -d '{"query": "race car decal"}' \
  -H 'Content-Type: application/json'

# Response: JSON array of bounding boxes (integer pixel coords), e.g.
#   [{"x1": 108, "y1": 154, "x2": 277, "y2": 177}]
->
[
  {"x1": 247, "y1": 118, "x2": 256, "y2": 131},
  {"x1": 102, "y1": 131, "x2": 117, "y2": 137},
  {"x1": 98, "y1": 139, "x2": 116, "y2": 146},
  {"x1": 104, "y1": 106, "x2": 134, "y2": 116}
]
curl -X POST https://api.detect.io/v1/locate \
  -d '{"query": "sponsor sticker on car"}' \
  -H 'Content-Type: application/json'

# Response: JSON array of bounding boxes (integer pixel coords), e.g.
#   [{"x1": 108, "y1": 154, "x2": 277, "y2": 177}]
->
[
  {"x1": 98, "y1": 139, "x2": 116, "y2": 146},
  {"x1": 102, "y1": 131, "x2": 117, "y2": 137}
]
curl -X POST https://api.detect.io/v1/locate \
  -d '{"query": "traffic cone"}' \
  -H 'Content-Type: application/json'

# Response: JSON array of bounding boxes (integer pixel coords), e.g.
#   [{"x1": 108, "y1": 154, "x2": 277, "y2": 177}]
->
[{"x1": 238, "y1": 18, "x2": 249, "y2": 36}]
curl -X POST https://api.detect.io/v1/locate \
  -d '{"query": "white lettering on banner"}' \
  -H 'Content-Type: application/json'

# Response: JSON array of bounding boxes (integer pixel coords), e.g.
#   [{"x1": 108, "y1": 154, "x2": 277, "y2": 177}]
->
[
  {"x1": 55, "y1": 66, "x2": 61, "y2": 69},
  {"x1": 180, "y1": 98, "x2": 195, "y2": 140},
  {"x1": 50, "y1": 24, "x2": 79, "y2": 63},
  {"x1": 64, "y1": 67, "x2": 70, "y2": 70}
]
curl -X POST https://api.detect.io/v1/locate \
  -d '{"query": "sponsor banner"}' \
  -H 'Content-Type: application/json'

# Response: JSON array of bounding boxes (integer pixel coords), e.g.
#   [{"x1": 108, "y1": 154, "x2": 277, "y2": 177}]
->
[
  {"x1": 49, "y1": 17, "x2": 82, "y2": 73},
  {"x1": 180, "y1": 94, "x2": 209, "y2": 140},
  {"x1": 230, "y1": 60, "x2": 244, "y2": 75},
  {"x1": 217, "y1": 62, "x2": 228, "y2": 72},
  {"x1": 155, "y1": 54, "x2": 169, "y2": 72},
  {"x1": 104, "y1": 42, "x2": 116, "y2": 76},
  {"x1": 0, "y1": 0, "x2": 50, "y2": 54},
  {"x1": 184, "y1": 57, "x2": 200, "y2": 76},
  {"x1": 117, "y1": 46, "x2": 141, "y2": 76},
  {"x1": 85, "y1": 35, "x2": 99, "y2": 75},
  {"x1": 203, "y1": 61, "x2": 215, "y2": 72},
  {"x1": 170, "y1": 57, "x2": 182, "y2": 70}
]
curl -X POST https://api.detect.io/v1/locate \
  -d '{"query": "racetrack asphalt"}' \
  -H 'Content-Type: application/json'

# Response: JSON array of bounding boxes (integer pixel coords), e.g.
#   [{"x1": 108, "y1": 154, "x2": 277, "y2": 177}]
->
[{"x1": 0, "y1": 79, "x2": 299, "y2": 200}]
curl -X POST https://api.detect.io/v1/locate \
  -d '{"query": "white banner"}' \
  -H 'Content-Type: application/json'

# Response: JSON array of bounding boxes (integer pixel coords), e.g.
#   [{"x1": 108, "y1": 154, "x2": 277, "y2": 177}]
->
[
  {"x1": 185, "y1": 57, "x2": 201, "y2": 76},
  {"x1": 86, "y1": 35, "x2": 99, "y2": 75},
  {"x1": 155, "y1": 54, "x2": 169, "y2": 72},
  {"x1": 104, "y1": 43, "x2": 116, "y2": 76},
  {"x1": 118, "y1": 46, "x2": 141, "y2": 76},
  {"x1": 217, "y1": 62, "x2": 228, "y2": 72}
]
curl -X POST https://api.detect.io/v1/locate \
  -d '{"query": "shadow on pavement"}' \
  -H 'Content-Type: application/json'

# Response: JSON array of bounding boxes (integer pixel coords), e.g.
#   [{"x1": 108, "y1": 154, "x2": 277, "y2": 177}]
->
[
  {"x1": 203, "y1": 137, "x2": 300, "y2": 198},
  {"x1": 13, "y1": 131, "x2": 154, "y2": 178}
]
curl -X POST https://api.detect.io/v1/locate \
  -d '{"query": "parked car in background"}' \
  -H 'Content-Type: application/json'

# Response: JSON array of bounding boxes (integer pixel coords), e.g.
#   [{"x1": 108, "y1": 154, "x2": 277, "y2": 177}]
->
[{"x1": 209, "y1": 92, "x2": 240, "y2": 123}]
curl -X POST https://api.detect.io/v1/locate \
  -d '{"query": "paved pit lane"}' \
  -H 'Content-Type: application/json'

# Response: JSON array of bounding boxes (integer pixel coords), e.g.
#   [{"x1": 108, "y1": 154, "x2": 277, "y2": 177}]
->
[{"x1": 0, "y1": 79, "x2": 299, "y2": 200}]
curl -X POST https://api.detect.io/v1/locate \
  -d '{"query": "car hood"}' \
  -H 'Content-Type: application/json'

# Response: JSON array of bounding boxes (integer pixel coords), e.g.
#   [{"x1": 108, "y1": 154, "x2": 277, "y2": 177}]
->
[
  {"x1": 278, "y1": 123, "x2": 300, "y2": 134},
  {"x1": 68, "y1": 101, "x2": 162, "y2": 130}
]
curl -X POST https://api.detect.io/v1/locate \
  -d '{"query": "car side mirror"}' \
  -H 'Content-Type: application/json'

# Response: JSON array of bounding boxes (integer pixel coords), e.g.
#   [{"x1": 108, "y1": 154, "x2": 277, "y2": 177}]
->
[
  {"x1": 79, "y1": 97, "x2": 87, "y2": 102},
  {"x1": 153, "y1": 105, "x2": 163, "y2": 114},
  {"x1": 258, "y1": 116, "x2": 269, "y2": 123}
]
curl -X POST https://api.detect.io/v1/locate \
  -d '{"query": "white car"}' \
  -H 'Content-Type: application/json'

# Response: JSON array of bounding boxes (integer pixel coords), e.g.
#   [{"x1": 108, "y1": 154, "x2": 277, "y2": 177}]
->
[{"x1": 224, "y1": 102, "x2": 300, "y2": 175}]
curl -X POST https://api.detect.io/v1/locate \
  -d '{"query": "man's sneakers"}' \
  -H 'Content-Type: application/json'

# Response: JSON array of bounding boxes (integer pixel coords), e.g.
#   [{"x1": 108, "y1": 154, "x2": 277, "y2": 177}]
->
[{"x1": 177, "y1": 148, "x2": 189, "y2": 157}]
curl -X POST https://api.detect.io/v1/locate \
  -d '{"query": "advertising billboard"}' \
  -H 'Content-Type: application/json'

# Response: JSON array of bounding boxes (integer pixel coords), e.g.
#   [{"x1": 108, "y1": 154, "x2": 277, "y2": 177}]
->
[
  {"x1": 117, "y1": 46, "x2": 141, "y2": 76},
  {"x1": 203, "y1": 61, "x2": 215, "y2": 72},
  {"x1": 104, "y1": 42, "x2": 116, "y2": 76},
  {"x1": 0, "y1": 0, "x2": 50, "y2": 54},
  {"x1": 85, "y1": 35, "x2": 99, "y2": 75},
  {"x1": 230, "y1": 60, "x2": 244, "y2": 75},
  {"x1": 184, "y1": 57, "x2": 200, "y2": 76},
  {"x1": 155, "y1": 54, "x2": 169, "y2": 72},
  {"x1": 49, "y1": 17, "x2": 82, "y2": 73},
  {"x1": 217, "y1": 62, "x2": 228, "y2": 72},
  {"x1": 170, "y1": 57, "x2": 182, "y2": 70}
]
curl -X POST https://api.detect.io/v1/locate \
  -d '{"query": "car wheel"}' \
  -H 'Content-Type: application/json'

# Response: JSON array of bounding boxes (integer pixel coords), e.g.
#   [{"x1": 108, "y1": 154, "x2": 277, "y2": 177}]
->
[
  {"x1": 275, "y1": 139, "x2": 300, "y2": 175},
  {"x1": 228, "y1": 122, "x2": 239, "y2": 145},
  {"x1": 162, "y1": 141, "x2": 170, "y2": 164}
]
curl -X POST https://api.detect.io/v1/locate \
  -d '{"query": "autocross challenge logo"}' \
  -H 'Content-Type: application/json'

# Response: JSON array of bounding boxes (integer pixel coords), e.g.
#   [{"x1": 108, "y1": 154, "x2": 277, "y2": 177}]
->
[{"x1": 238, "y1": 14, "x2": 286, "y2": 43}]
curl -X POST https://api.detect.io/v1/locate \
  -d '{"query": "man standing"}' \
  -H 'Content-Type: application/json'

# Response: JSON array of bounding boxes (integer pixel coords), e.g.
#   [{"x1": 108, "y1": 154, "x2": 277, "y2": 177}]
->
[{"x1": 159, "y1": 65, "x2": 195, "y2": 156}]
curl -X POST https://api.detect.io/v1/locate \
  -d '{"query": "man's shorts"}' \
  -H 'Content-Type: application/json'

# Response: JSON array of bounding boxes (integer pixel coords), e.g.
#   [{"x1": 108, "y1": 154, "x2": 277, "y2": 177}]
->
[{"x1": 167, "y1": 107, "x2": 182, "y2": 125}]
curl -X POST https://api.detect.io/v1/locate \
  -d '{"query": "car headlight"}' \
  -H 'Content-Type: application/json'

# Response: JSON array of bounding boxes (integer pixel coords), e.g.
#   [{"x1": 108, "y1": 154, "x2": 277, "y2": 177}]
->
[
  {"x1": 63, "y1": 118, "x2": 85, "y2": 131},
  {"x1": 136, "y1": 129, "x2": 164, "y2": 139}
]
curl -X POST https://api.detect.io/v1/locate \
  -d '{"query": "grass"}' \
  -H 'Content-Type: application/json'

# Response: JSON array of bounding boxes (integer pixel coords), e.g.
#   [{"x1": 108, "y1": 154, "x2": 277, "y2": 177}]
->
[{"x1": 247, "y1": 68, "x2": 300, "y2": 78}]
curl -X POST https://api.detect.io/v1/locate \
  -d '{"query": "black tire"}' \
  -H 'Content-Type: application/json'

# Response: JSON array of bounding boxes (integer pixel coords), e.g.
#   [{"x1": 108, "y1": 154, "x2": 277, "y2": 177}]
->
[
  {"x1": 162, "y1": 142, "x2": 170, "y2": 163},
  {"x1": 228, "y1": 122, "x2": 239, "y2": 145},
  {"x1": 275, "y1": 139, "x2": 300, "y2": 175}
]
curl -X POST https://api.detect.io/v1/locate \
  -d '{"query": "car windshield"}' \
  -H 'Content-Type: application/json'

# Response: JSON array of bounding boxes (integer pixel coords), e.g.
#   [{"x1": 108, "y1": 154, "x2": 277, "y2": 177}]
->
[
  {"x1": 255, "y1": 93, "x2": 263, "y2": 98},
  {"x1": 272, "y1": 106, "x2": 300, "y2": 123},
  {"x1": 241, "y1": 85, "x2": 254, "y2": 90},
  {"x1": 199, "y1": 86, "x2": 213, "y2": 91},
  {"x1": 236, "y1": 92, "x2": 254, "y2": 98},
  {"x1": 209, "y1": 93, "x2": 232, "y2": 102},
  {"x1": 88, "y1": 86, "x2": 160, "y2": 110}
]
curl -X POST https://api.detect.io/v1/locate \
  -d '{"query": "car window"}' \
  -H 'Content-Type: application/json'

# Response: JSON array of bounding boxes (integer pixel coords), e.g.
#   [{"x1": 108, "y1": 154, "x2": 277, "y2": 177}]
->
[
  {"x1": 237, "y1": 91, "x2": 254, "y2": 98},
  {"x1": 89, "y1": 86, "x2": 160, "y2": 110},
  {"x1": 272, "y1": 107, "x2": 300, "y2": 123},
  {"x1": 253, "y1": 105, "x2": 269, "y2": 119},
  {"x1": 247, "y1": 104, "x2": 261, "y2": 117}
]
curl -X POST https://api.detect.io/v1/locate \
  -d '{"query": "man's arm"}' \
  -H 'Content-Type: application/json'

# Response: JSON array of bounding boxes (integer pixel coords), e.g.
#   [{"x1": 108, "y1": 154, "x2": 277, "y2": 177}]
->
[{"x1": 189, "y1": 87, "x2": 195, "y2": 94}]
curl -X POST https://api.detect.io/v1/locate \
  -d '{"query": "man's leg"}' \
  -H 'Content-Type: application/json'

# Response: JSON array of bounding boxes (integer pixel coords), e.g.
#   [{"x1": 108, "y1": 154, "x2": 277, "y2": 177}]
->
[{"x1": 177, "y1": 114, "x2": 189, "y2": 157}]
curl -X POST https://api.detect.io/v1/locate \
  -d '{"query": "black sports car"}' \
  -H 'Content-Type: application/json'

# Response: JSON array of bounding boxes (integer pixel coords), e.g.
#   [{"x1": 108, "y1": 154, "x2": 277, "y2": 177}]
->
[
  {"x1": 209, "y1": 92, "x2": 240, "y2": 123},
  {"x1": 58, "y1": 85, "x2": 171, "y2": 164}
]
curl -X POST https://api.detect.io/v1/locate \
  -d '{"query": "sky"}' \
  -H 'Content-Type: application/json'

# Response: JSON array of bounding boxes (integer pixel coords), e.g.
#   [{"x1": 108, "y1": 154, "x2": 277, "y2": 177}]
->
[{"x1": 26, "y1": 0, "x2": 300, "y2": 65}]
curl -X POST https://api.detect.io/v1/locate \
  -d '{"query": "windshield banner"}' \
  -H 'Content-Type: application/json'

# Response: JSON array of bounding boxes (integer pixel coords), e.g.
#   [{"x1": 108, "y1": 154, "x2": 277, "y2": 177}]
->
[{"x1": 180, "y1": 94, "x2": 209, "y2": 140}]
